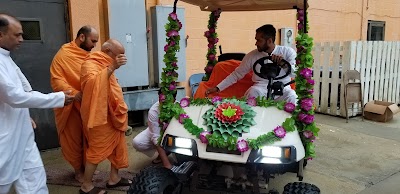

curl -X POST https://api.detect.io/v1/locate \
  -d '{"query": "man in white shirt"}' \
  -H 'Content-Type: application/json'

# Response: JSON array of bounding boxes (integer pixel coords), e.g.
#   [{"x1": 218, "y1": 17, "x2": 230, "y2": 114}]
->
[
  {"x1": 206, "y1": 24, "x2": 298, "y2": 104},
  {"x1": 0, "y1": 14, "x2": 74, "y2": 194},
  {"x1": 132, "y1": 91, "x2": 175, "y2": 169}
]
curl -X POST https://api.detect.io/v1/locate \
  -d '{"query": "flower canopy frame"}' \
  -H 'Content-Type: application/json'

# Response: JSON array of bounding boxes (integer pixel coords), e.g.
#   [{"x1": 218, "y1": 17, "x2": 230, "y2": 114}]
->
[{"x1": 159, "y1": 0, "x2": 318, "y2": 159}]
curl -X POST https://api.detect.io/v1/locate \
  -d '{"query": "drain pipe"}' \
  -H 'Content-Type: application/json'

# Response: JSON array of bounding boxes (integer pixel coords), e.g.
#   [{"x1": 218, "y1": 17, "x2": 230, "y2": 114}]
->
[{"x1": 304, "y1": 0, "x2": 308, "y2": 34}]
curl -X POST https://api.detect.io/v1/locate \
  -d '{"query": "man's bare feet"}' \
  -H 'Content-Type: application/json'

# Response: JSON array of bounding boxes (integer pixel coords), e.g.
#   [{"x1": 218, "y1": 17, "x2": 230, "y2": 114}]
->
[
  {"x1": 94, "y1": 170, "x2": 100, "y2": 175},
  {"x1": 75, "y1": 172, "x2": 84, "y2": 183}
]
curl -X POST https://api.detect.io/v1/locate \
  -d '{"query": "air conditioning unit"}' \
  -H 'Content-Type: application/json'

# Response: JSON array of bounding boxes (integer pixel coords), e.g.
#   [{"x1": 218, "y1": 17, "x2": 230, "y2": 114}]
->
[{"x1": 280, "y1": 27, "x2": 294, "y2": 48}]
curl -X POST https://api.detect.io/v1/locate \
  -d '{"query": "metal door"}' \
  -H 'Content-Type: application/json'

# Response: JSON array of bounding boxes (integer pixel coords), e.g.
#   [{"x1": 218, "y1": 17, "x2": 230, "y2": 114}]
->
[
  {"x1": 108, "y1": 0, "x2": 149, "y2": 87},
  {"x1": 0, "y1": 0, "x2": 69, "y2": 150}
]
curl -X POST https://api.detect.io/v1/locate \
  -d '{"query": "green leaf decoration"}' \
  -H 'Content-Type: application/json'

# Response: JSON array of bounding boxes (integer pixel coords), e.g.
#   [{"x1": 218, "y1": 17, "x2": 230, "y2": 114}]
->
[{"x1": 203, "y1": 99, "x2": 256, "y2": 140}]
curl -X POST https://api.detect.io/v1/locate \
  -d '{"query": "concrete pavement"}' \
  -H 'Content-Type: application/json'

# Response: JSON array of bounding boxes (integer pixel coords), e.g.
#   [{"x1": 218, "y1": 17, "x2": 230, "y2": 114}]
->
[{"x1": 33, "y1": 114, "x2": 400, "y2": 194}]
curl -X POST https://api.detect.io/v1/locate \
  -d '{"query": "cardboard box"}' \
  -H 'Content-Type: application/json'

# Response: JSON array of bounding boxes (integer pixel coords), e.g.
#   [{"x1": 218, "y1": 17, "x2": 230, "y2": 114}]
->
[{"x1": 363, "y1": 101, "x2": 400, "y2": 122}]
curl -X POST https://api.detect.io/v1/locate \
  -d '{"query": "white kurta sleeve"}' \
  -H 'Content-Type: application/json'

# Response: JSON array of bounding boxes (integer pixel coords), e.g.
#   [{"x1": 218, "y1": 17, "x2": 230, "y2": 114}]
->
[
  {"x1": 0, "y1": 64, "x2": 65, "y2": 109},
  {"x1": 217, "y1": 53, "x2": 253, "y2": 91},
  {"x1": 147, "y1": 103, "x2": 161, "y2": 145},
  {"x1": 286, "y1": 47, "x2": 297, "y2": 78}
]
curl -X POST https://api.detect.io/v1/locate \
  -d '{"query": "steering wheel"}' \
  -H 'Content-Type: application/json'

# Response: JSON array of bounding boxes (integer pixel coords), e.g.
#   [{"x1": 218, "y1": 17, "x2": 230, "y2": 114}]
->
[{"x1": 252, "y1": 56, "x2": 292, "y2": 80}]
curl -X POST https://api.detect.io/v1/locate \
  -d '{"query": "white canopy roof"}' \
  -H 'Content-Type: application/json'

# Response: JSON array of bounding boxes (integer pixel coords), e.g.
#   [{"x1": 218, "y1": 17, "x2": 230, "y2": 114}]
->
[{"x1": 179, "y1": 0, "x2": 307, "y2": 11}]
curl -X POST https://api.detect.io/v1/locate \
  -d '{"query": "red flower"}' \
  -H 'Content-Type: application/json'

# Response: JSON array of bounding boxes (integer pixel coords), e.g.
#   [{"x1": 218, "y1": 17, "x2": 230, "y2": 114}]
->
[{"x1": 214, "y1": 103, "x2": 244, "y2": 123}]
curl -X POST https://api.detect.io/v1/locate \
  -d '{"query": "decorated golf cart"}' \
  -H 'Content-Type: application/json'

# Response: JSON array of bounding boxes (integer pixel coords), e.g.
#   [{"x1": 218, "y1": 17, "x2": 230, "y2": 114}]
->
[{"x1": 129, "y1": 0, "x2": 320, "y2": 193}]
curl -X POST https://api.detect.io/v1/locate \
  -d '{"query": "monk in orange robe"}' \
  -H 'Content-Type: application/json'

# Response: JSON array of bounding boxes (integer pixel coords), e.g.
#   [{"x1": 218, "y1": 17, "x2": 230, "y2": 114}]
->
[
  {"x1": 50, "y1": 26, "x2": 99, "y2": 182},
  {"x1": 194, "y1": 60, "x2": 254, "y2": 99},
  {"x1": 79, "y1": 39, "x2": 130, "y2": 194}
]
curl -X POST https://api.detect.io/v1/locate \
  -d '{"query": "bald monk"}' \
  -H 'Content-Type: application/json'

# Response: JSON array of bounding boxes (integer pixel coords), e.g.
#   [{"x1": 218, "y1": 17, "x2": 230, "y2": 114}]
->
[
  {"x1": 50, "y1": 25, "x2": 99, "y2": 182},
  {"x1": 79, "y1": 39, "x2": 131, "y2": 194}
]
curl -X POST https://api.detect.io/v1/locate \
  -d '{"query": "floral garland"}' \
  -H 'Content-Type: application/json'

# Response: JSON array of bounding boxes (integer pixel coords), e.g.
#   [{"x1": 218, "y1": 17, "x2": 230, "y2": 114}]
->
[
  {"x1": 203, "y1": 9, "x2": 222, "y2": 81},
  {"x1": 177, "y1": 96, "x2": 297, "y2": 152},
  {"x1": 158, "y1": 11, "x2": 183, "y2": 142},
  {"x1": 294, "y1": 9, "x2": 320, "y2": 160}
]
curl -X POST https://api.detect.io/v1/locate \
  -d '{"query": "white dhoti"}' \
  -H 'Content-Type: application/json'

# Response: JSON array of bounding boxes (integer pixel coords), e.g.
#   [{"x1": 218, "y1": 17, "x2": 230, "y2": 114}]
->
[
  {"x1": 0, "y1": 166, "x2": 48, "y2": 194},
  {"x1": 244, "y1": 83, "x2": 298, "y2": 104},
  {"x1": 131, "y1": 128, "x2": 157, "y2": 157}
]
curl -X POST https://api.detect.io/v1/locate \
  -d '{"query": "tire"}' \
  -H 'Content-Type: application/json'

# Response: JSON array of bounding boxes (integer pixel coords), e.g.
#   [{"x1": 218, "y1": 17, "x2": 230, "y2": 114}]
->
[
  {"x1": 128, "y1": 166, "x2": 180, "y2": 194},
  {"x1": 283, "y1": 182, "x2": 320, "y2": 194}
]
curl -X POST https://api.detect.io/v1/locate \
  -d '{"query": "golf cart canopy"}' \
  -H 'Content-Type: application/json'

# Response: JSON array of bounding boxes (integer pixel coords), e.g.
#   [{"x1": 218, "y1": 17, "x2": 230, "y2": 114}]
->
[{"x1": 179, "y1": 0, "x2": 307, "y2": 11}]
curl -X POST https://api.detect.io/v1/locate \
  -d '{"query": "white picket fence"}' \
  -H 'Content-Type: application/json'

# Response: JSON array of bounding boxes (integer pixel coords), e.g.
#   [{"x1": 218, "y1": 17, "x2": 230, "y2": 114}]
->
[{"x1": 312, "y1": 41, "x2": 400, "y2": 117}]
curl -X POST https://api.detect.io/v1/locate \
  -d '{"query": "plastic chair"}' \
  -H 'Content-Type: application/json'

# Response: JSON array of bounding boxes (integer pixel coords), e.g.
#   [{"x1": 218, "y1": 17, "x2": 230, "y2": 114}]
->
[
  {"x1": 343, "y1": 70, "x2": 364, "y2": 123},
  {"x1": 189, "y1": 73, "x2": 205, "y2": 97}
]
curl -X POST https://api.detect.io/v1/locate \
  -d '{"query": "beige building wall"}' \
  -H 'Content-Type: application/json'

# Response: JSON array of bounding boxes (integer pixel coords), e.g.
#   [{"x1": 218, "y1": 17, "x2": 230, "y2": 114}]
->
[{"x1": 68, "y1": 0, "x2": 400, "y2": 95}]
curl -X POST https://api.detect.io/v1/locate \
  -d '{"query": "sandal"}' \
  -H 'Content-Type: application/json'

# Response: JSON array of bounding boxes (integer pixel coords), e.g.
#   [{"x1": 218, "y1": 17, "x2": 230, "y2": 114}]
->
[
  {"x1": 152, "y1": 157, "x2": 162, "y2": 164},
  {"x1": 106, "y1": 177, "x2": 132, "y2": 188},
  {"x1": 79, "y1": 187, "x2": 107, "y2": 194}
]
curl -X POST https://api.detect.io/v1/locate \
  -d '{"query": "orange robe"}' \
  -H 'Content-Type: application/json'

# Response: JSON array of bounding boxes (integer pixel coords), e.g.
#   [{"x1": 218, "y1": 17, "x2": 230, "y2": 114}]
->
[
  {"x1": 194, "y1": 60, "x2": 254, "y2": 99},
  {"x1": 80, "y1": 51, "x2": 128, "y2": 168},
  {"x1": 50, "y1": 41, "x2": 88, "y2": 170}
]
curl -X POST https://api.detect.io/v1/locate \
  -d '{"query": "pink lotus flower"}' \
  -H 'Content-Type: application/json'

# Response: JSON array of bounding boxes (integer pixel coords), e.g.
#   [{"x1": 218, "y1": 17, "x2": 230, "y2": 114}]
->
[
  {"x1": 169, "y1": 41, "x2": 176, "y2": 47},
  {"x1": 301, "y1": 98, "x2": 313, "y2": 111},
  {"x1": 209, "y1": 28, "x2": 215, "y2": 33},
  {"x1": 236, "y1": 139, "x2": 249, "y2": 152},
  {"x1": 169, "y1": 12, "x2": 177, "y2": 20},
  {"x1": 297, "y1": 45, "x2": 305, "y2": 52},
  {"x1": 204, "y1": 31, "x2": 211, "y2": 38},
  {"x1": 178, "y1": 21, "x2": 182, "y2": 29},
  {"x1": 307, "y1": 79, "x2": 315, "y2": 85},
  {"x1": 166, "y1": 71, "x2": 172, "y2": 76},
  {"x1": 164, "y1": 45, "x2": 169, "y2": 52},
  {"x1": 208, "y1": 54, "x2": 216, "y2": 61},
  {"x1": 211, "y1": 96, "x2": 222, "y2": 104},
  {"x1": 213, "y1": 10, "x2": 221, "y2": 17},
  {"x1": 167, "y1": 30, "x2": 179, "y2": 37},
  {"x1": 171, "y1": 62, "x2": 178, "y2": 67},
  {"x1": 304, "y1": 115, "x2": 314, "y2": 124},
  {"x1": 199, "y1": 131, "x2": 211, "y2": 144},
  {"x1": 298, "y1": 112, "x2": 308, "y2": 122},
  {"x1": 308, "y1": 89, "x2": 314, "y2": 94},
  {"x1": 298, "y1": 9, "x2": 305, "y2": 16},
  {"x1": 298, "y1": 23, "x2": 304, "y2": 30},
  {"x1": 246, "y1": 97, "x2": 257, "y2": 106},
  {"x1": 169, "y1": 82, "x2": 176, "y2": 91},
  {"x1": 297, "y1": 15, "x2": 304, "y2": 22},
  {"x1": 303, "y1": 130, "x2": 314, "y2": 138},
  {"x1": 204, "y1": 65, "x2": 214, "y2": 74},
  {"x1": 273, "y1": 126, "x2": 287, "y2": 138},
  {"x1": 180, "y1": 97, "x2": 190, "y2": 108},
  {"x1": 159, "y1": 94, "x2": 166, "y2": 102},
  {"x1": 172, "y1": 71, "x2": 178, "y2": 77},
  {"x1": 284, "y1": 102, "x2": 296, "y2": 113},
  {"x1": 300, "y1": 68, "x2": 313, "y2": 79},
  {"x1": 162, "y1": 122, "x2": 169, "y2": 131},
  {"x1": 208, "y1": 43, "x2": 214, "y2": 49},
  {"x1": 179, "y1": 114, "x2": 189, "y2": 124}
]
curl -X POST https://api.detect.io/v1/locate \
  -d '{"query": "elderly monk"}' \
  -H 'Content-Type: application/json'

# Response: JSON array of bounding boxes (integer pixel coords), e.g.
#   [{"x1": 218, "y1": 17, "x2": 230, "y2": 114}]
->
[
  {"x1": 50, "y1": 25, "x2": 99, "y2": 183},
  {"x1": 79, "y1": 39, "x2": 130, "y2": 194}
]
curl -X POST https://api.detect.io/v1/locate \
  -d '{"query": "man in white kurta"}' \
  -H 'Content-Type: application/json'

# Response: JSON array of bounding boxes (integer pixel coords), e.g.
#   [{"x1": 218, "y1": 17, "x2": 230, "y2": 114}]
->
[
  {"x1": 0, "y1": 14, "x2": 72, "y2": 194},
  {"x1": 206, "y1": 24, "x2": 298, "y2": 104},
  {"x1": 132, "y1": 100, "x2": 174, "y2": 169}
]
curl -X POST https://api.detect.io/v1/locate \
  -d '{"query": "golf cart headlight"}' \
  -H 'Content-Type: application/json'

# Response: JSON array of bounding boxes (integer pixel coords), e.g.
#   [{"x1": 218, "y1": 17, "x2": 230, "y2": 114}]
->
[
  {"x1": 261, "y1": 146, "x2": 282, "y2": 158},
  {"x1": 174, "y1": 137, "x2": 193, "y2": 148}
]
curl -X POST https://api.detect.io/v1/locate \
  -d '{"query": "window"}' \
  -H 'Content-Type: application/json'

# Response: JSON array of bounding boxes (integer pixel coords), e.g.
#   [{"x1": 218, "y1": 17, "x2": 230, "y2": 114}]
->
[
  {"x1": 367, "y1": 20, "x2": 385, "y2": 41},
  {"x1": 18, "y1": 18, "x2": 43, "y2": 42}
]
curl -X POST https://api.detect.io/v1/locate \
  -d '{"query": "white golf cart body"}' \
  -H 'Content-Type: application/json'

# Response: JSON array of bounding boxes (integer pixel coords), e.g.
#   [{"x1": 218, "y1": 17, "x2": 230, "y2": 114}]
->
[{"x1": 165, "y1": 106, "x2": 305, "y2": 164}]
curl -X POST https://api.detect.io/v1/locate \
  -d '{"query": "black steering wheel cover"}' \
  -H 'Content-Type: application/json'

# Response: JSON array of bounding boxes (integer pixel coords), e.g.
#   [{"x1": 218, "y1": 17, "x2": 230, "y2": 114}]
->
[{"x1": 252, "y1": 56, "x2": 292, "y2": 80}]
